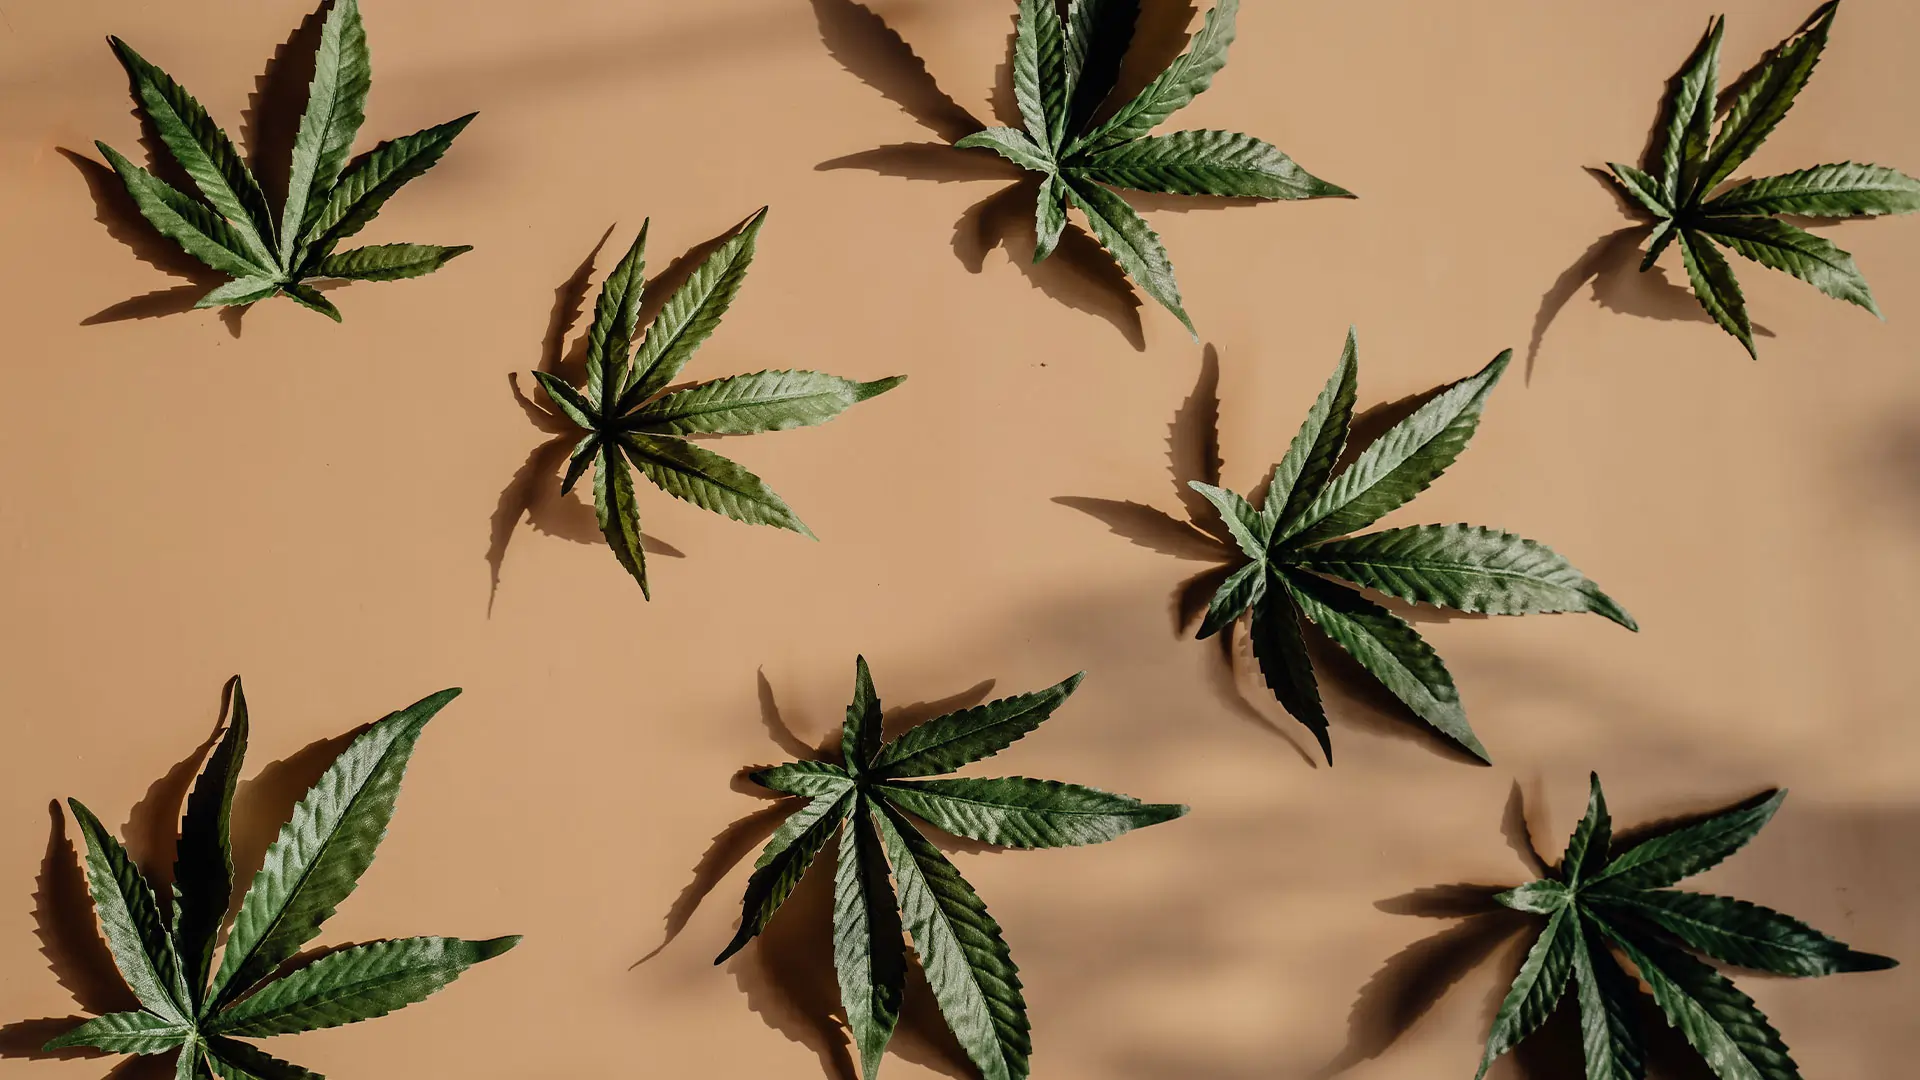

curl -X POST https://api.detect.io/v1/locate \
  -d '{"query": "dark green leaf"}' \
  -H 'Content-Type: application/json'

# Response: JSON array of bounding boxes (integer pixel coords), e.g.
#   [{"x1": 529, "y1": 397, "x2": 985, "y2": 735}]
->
[
  {"x1": 1476, "y1": 908, "x2": 1576, "y2": 1080},
  {"x1": 1282, "y1": 571, "x2": 1482, "y2": 761},
  {"x1": 881, "y1": 777, "x2": 1186, "y2": 848},
  {"x1": 1249, "y1": 576, "x2": 1330, "y2": 763},
  {"x1": 1033, "y1": 175, "x2": 1067, "y2": 263},
  {"x1": 208, "y1": 688, "x2": 460, "y2": 1012},
  {"x1": 715, "y1": 792, "x2": 850, "y2": 964},
  {"x1": 628, "y1": 371, "x2": 904, "y2": 437},
  {"x1": 871, "y1": 673, "x2": 1084, "y2": 779},
  {"x1": 1591, "y1": 890, "x2": 1895, "y2": 976},
  {"x1": 1606, "y1": 162, "x2": 1672, "y2": 218},
  {"x1": 1074, "y1": 0, "x2": 1239, "y2": 154},
  {"x1": 1014, "y1": 0, "x2": 1068, "y2": 151},
  {"x1": 1589, "y1": 789, "x2": 1785, "y2": 893},
  {"x1": 298, "y1": 114, "x2": 475, "y2": 265},
  {"x1": 1597, "y1": 915, "x2": 1799, "y2": 1080},
  {"x1": 177, "y1": 1039, "x2": 209, "y2": 1080},
  {"x1": 1570, "y1": 914, "x2": 1647, "y2": 1080},
  {"x1": 1063, "y1": 0, "x2": 1140, "y2": 133},
  {"x1": 108, "y1": 37, "x2": 275, "y2": 264},
  {"x1": 874, "y1": 802, "x2": 1030, "y2": 1080},
  {"x1": 1284, "y1": 350, "x2": 1509, "y2": 546},
  {"x1": 281, "y1": 284, "x2": 341, "y2": 322},
  {"x1": 1696, "y1": 215, "x2": 1879, "y2": 316},
  {"x1": 1186, "y1": 481, "x2": 1264, "y2": 558},
  {"x1": 42, "y1": 1011, "x2": 189, "y2": 1055},
  {"x1": 67, "y1": 799, "x2": 188, "y2": 1020},
  {"x1": 751, "y1": 762, "x2": 854, "y2": 799},
  {"x1": 622, "y1": 208, "x2": 767, "y2": 408},
  {"x1": 278, "y1": 0, "x2": 371, "y2": 266},
  {"x1": 532, "y1": 372, "x2": 595, "y2": 432},
  {"x1": 1695, "y1": 3, "x2": 1834, "y2": 200},
  {"x1": 1676, "y1": 230, "x2": 1755, "y2": 358},
  {"x1": 593, "y1": 442, "x2": 649, "y2": 597},
  {"x1": 619, "y1": 433, "x2": 811, "y2": 537},
  {"x1": 1265, "y1": 328, "x2": 1358, "y2": 538},
  {"x1": 172, "y1": 679, "x2": 249, "y2": 1009},
  {"x1": 953, "y1": 127, "x2": 1054, "y2": 173},
  {"x1": 96, "y1": 142, "x2": 269, "y2": 279},
  {"x1": 311, "y1": 243, "x2": 470, "y2": 282},
  {"x1": 1661, "y1": 17, "x2": 1722, "y2": 204},
  {"x1": 843, "y1": 656, "x2": 883, "y2": 778},
  {"x1": 1077, "y1": 129, "x2": 1347, "y2": 199},
  {"x1": 559, "y1": 434, "x2": 599, "y2": 496},
  {"x1": 833, "y1": 798, "x2": 905, "y2": 1080},
  {"x1": 1561, "y1": 772, "x2": 1612, "y2": 888},
  {"x1": 1292, "y1": 524, "x2": 1637, "y2": 629},
  {"x1": 205, "y1": 1037, "x2": 321, "y2": 1080},
  {"x1": 1196, "y1": 559, "x2": 1264, "y2": 640},
  {"x1": 585, "y1": 224, "x2": 649, "y2": 411},
  {"x1": 1061, "y1": 176, "x2": 1192, "y2": 336},
  {"x1": 1707, "y1": 162, "x2": 1920, "y2": 218},
  {"x1": 210, "y1": 936, "x2": 519, "y2": 1036}
]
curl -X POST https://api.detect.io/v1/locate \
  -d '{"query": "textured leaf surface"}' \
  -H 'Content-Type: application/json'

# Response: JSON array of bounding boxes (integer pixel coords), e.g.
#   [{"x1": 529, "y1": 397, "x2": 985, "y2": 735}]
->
[
  {"x1": 1283, "y1": 571, "x2": 1481, "y2": 760},
  {"x1": 752, "y1": 762, "x2": 855, "y2": 799},
  {"x1": 312, "y1": 243, "x2": 471, "y2": 282},
  {"x1": 876, "y1": 804, "x2": 1029, "y2": 1080},
  {"x1": 1607, "y1": 161, "x2": 1672, "y2": 218},
  {"x1": 1076, "y1": 0, "x2": 1238, "y2": 153},
  {"x1": 68, "y1": 799, "x2": 187, "y2": 1020},
  {"x1": 109, "y1": 37, "x2": 274, "y2": 264},
  {"x1": 172, "y1": 682, "x2": 249, "y2": 1008},
  {"x1": 624, "y1": 209, "x2": 767, "y2": 407},
  {"x1": 1592, "y1": 890, "x2": 1894, "y2": 976},
  {"x1": 1696, "y1": 3, "x2": 1833, "y2": 199},
  {"x1": 1249, "y1": 578, "x2": 1330, "y2": 763},
  {"x1": 1600, "y1": 919, "x2": 1798, "y2": 1080},
  {"x1": 594, "y1": 442, "x2": 649, "y2": 596},
  {"x1": 871, "y1": 673, "x2": 1084, "y2": 779},
  {"x1": 1571, "y1": 915, "x2": 1647, "y2": 1080},
  {"x1": 1477, "y1": 908, "x2": 1576, "y2": 1079},
  {"x1": 1078, "y1": 130, "x2": 1347, "y2": 199},
  {"x1": 1697, "y1": 215, "x2": 1878, "y2": 315},
  {"x1": 1265, "y1": 329, "x2": 1358, "y2": 538},
  {"x1": 1677, "y1": 230, "x2": 1754, "y2": 357},
  {"x1": 195, "y1": 278, "x2": 282, "y2": 309},
  {"x1": 629, "y1": 371, "x2": 903, "y2": 436},
  {"x1": 585, "y1": 225, "x2": 649, "y2": 409},
  {"x1": 1063, "y1": 0, "x2": 1139, "y2": 132},
  {"x1": 716, "y1": 793, "x2": 850, "y2": 963},
  {"x1": 1666, "y1": 18, "x2": 1723, "y2": 204},
  {"x1": 1293, "y1": 524, "x2": 1636, "y2": 628},
  {"x1": 843, "y1": 656, "x2": 883, "y2": 778},
  {"x1": 1590, "y1": 790, "x2": 1785, "y2": 893},
  {"x1": 1197, "y1": 559, "x2": 1264, "y2": 640},
  {"x1": 42, "y1": 1011, "x2": 189, "y2": 1055},
  {"x1": 1708, "y1": 162, "x2": 1920, "y2": 218},
  {"x1": 1187, "y1": 481, "x2": 1264, "y2": 558},
  {"x1": 206, "y1": 1037, "x2": 321, "y2": 1080},
  {"x1": 211, "y1": 936, "x2": 519, "y2": 1036},
  {"x1": 620, "y1": 434, "x2": 809, "y2": 536},
  {"x1": 1062, "y1": 177, "x2": 1192, "y2": 335},
  {"x1": 954, "y1": 127, "x2": 1054, "y2": 173},
  {"x1": 1014, "y1": 0, "x2": 1067, "y2": 150},
  {"x1": 279, "y1": 0, "x2": 371, "y2": 265},
  {"x1": 882, "y1": 777, "x2": 1186, "y2": 848},
  {"x1": 1034, "y1": 175, "x2": 1067, "y2": 262},
  {"x1": 1285, "y1": 351, "x2": 1509, "y2": 546},
  {"x1": 282, "y1": 284, "x2": 341, "y2": 322},
  {"x1": 1561, "y1": 772, "x2": 1613, "y2": 889},
  {"x1": 833, "y1": 799, "x2": 905, "y2": 1080},
  {"x1": 210, "y1": 689, "x2": 459, "y2": 1011},
  {"x1": 97, "y1": 143, "x2": 267, "y2": 279},
  {"x1": 299, "y1": 115, "x2": 475, "y2": 262}
]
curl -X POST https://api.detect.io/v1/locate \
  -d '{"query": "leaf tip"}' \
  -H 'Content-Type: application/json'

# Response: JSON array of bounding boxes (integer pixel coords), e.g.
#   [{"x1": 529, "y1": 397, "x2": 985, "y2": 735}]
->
[{"x1": 857, "y1": 374, "x2": 907, "y2": 401}]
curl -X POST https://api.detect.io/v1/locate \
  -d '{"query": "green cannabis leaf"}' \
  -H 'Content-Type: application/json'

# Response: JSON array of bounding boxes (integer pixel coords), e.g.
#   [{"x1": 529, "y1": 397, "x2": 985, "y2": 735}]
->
[
  {"x1": 1478, "y1": 773, "x2": 1896, "y2": 1080},
  {"x1": 955, "y1": 0, "x2": 1350, "y2": 336},
  {"x1": 534, "y1": 210, "x2": 905, "y2": 599},
  {"x1": 719, "y1": 658, "x2": 1187, "y2": 1080},
  {"x1": 1182, "y1": 329, "x2": 1635, "y2": 763},
  {"x1": 1604, "y1": 2, "x2": 1920, "y2": 357},
  {"x1": 42, "y1": 677, "x2": 519, "y2": 1080},
  {"x1": 94, "y1": 0, "x2": 475, "y2": 321}
]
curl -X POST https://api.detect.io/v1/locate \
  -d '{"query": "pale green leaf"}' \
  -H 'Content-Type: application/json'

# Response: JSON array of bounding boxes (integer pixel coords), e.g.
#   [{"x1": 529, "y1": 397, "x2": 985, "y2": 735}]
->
[
  {"x1": 619, "y1": 433, "x2": 811, "y2": 537},
  {"x1": 1707, "y1": 162, "x2": 1920, "y2": 218},
  {"x1": 628, "y1": 371, "x2": 904, "y2": 437},
  {"x1": 594, "y1": 442, "x2": 649, "y2": 597},
  {"x1": 1062, "y1": 176, "x2": 1192, "y2": 336},
  {"x1": 278, "y1": 0, "x2": 370, "y2": 266},
  {"x1": 1660, "y1": 17, "x2": 1722, "y2": 204},
  {"x1": 298, "y1": 114, "x2": 475, "y2": 265},
  {"x1": 1696, "y1": 3, "x2": 1835, "y2": 200},
  {"x1": 209, "y1": 936, "x2": 519, "y2": 1036},
  {"x1": 311, "y1": 243, "x2": 470, "y2": 282},
  {"x1": 96, "y1": 142, "x2": 269, "y2": 279},
  {"x1": 1014, "y1": 0, "x2": 1068, "y2": 151},
  {"x1": 871, "y1": 673, "x2": 1084, "y2": 779},
  {"x1": 585, "y1": 224, "x2": 649, "y2": 410},
  {"x1": 67, "y1": 799, "x2": 188, "y2": 1021},
  {"x1": 1076, "y1": 129, "x2": 1348, "y2": 199},
  {"x1": 881, "y1": 776, "x2": 1186, "y2": 848},
  {"x1": 42, "y1": 1011, "x2": 189, "y2": 1055},
  {"x1": 752, "y1": 761, "x2": 855, "y2": 799},
  {"x1": 194, "y1": 278, "x2": 282, "y2": 310},
  {"x1": 622, "y1": 209, "x2": 766, "y2": 409},
  {"x1": 1676, "y1": 230, "x2": 1755, "y2": 357},
  {"x1": 954, "y1": 127, "x2": 1054, "y2": 173},
  {"x1": 1186, "y1": 481, "x2": 1264, "y2": 558},
  {"x1": 1494, "y1": 880, "x2": 1569, "y2": 915},
  {"x1": 1697, "y1": 215, "x2": 1879, "y2": 316},
  {"x1": 281, "y1": 284, "x2": 341, "y2": 322},
  {"x1": 1034, "y1": 174, "x2": 1067, "y2": 263},
  {"x1": 209, "y1": 688, "x2": 460, "y2": 1012}
]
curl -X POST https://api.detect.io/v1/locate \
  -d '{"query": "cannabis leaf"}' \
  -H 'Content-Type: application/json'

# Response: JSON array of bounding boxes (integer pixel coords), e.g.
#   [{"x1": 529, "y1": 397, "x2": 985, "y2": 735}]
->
[
  {"x1": 42, "y1": 677, "x2": 518, "y2": 1079},
  {"x1": 94, "y1": 0, "x2": 475, "y2": 321},
  {"x1": 954, "y1": 0, "x2": 1349, "y2": 336},
  {"x1": 1478, "y1": 773, "x2": 1896, "y2": 1080},
  {"x1": 1603, "y1": 2, "x2": 1920, "y2": 357},
  {"x1": 1178, "y1": 329, "x2": 1634, "y2": 763},
  {"x1": 534, "y1": 211, "x2": 905, "y2": 598},
  {"x1": 719, "y1": 658, "x2": 1187, "y2": 1080}
]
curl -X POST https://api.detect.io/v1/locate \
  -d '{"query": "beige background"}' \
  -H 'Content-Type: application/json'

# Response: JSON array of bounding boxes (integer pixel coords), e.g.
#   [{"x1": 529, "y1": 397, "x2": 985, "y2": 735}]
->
[{"x1": 1, "y1": 1, "x2": 1915, "y2": 1077}]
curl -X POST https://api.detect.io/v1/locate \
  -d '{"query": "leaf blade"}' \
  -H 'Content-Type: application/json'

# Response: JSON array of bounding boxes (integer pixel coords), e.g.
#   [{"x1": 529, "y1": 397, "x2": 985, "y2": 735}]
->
[
  {"x1": 172, "y1": 679, "x2": 249, "y2": 1010},
  {"x1": 1676, "y1": 229, "x2": 1755, "y2": 357},
  {"x1": 1074, "y1": 0, "x2": 1239, "y2": 153},
  {"x1": 1696, "y1": 215, "x2": 1879, "y2": 316},
  {"x1": 1061, "y1": 176, "x2": 1192, "y2": 336},
  {"x1": 842, "y1": 656, "x2": 883, "y2": 778},
  {"x1": 881, "y1": 776, "x2": 1186, "y2": 848},
  {"x1": 619, "y1": 433, "x2": 811, "y2": 537},
  {"x1": 1589, "y1": 789, "x2": 1785, "y2": 893},
  {"x1": 1707, "y1": 162, "x2": 1920, "y2": 218},
  {"x1": 67, "y1": 799, "x2": 188, "y2": 1021},
  {"x1": 298, "y1": 114, "x2": 475, "y2": 264},
  {"x1": 593, "y1": 441, "x2": 649, "y2": 597},
  {"x1": 1076, "y1": 129, "x2": 1348, "y2": 199},
  {"x1": 311, "y1": 243, "x2": 471, "y2": 282},
  {"x1": 42, "y1": 1011, "x2": 189, "y2": 1055},
  {"x1": 834, "y1": 798, "x2": 906, "y2": 1080},
  {"x1": 622, "y1": 208, "x2": 767, "y2": 409},
  {"x1": 1695, "y1": 3, "x2": 1835, "y2": 200},
  {"x1": 278, "y1": 0, "x2": 371, "y2": 267},
  {"x1": 1595, "y1": 914, "x2": 1799, "y2": 1080},
  {"x1": 209, "y1": 936, "x2": 519, "y2": 1036},
  {"x1": 96, "y1": 143, "x2": 270, "y2": 279},
  {"x1": 1266, "y1": 328, "x2": 1359, "y2": 538},
  {"x1": 1591, "y1": 890, "x2": 1895, "y2": 976},
  {"x1": 871, "y1": 673, "x2": 1085, "y2": 779},
  {"x1": 1476, "y1": 908, "x2": 1577, "y2": 1080},
  {"x1": 715, "y1": 792, "x2": 851, "y2": 964},
  {"x1": 1249, "y1": 576, "x2": 1331, "y2": 763},
  {"x1": 628, "y1": 370, "x2": 903, "y2": 436}
]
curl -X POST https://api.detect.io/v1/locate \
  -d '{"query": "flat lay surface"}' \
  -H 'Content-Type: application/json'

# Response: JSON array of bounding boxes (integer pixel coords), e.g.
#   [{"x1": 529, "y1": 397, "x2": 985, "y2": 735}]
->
[{"x1": 0, "y1": 1, "x2": 1914, "y2": 1077}]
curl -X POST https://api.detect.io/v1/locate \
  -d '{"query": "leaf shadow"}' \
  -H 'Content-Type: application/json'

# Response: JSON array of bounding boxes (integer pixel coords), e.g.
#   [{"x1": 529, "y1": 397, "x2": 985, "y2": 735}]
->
[
  {"x1": 486, "y1": 226, "x2": 689, "y2": 614},
  {"x1": 227, "y1": 728, "x2": 366, "y2": 915},
  {"x1": 238, "y1": 0, "x2": 328, "y2": 214},
  {"x1": 62, "y1": 150, "x2": 243, "y2": 337},
  {"x1": 808, "y1": 0, "x2": 1148, "y2": 349}
]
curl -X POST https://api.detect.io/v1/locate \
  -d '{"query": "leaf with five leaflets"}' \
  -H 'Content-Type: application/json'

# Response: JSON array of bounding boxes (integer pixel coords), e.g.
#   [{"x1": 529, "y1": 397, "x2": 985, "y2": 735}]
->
[{"x1": 719, "y1": 658, "x2": 1186, "y2": 1080}]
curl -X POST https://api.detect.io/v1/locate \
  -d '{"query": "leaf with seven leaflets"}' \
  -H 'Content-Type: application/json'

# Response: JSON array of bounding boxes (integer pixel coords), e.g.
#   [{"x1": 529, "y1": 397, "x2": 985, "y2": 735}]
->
[
  {"x1": 93, "y1": 0, "x2": 474, "y2": 319},
  {"x1": 1602, "y1": 2, "x2": 1918, "y2": 356},
  {"x1": 953, "y1": 0, "x2": 1350, "y2": 335},
  {"x1": 1128, "y1": 329, "x2": 1633, "y2": 763},
  {"x1": 530, "y1": 211, "x2": 904, "y2": 597},
  {"x1": 41, "y1": 676, "x2": 518, "y2": 1080},
  {"x1": 719, "y1": 658, "x2": 1187, "y2": 1080},
  {"x1": 1469, "y1": 774, "x2": 1897, "y2": 1080}
]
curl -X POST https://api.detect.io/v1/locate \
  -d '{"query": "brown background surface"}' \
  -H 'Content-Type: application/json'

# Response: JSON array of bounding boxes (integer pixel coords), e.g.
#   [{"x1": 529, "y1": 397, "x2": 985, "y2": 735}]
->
[{"x1": 0, "y1": 1, "x2": 1915, "y2": 1077}]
